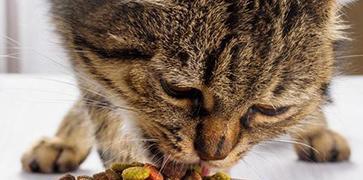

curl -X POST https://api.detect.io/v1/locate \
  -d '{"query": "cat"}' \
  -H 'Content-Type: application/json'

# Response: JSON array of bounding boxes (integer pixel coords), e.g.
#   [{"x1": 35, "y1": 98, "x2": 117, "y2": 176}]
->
[{"x1": 21, "y1": 0, "x2": 351, "y2": 178}]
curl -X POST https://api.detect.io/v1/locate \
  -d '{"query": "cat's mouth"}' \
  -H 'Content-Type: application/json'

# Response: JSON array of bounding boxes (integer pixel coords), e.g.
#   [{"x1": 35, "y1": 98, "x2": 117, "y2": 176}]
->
[
  {"x1": 145, "y1": 141, "x2": 213, "y2": 177},
  {"x1": 154, "y1": 156, "x2": 211, "y2": 177}
]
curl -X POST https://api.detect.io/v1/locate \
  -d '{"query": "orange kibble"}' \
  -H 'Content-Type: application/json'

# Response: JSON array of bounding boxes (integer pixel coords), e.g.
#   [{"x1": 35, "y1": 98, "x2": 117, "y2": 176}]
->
[{"x1": 144, "y1": 164, "x2": 163, "y2": 180}]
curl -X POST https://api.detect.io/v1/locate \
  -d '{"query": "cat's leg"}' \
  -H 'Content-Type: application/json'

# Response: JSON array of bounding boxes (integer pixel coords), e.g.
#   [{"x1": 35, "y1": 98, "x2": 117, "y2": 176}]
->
[
  {"x1": 291, "y1": 110, "x2": 350, "y2": 162},
  {"x1": 21, "y1": 100, "x2": 93, "y2": 173},
  {"x1": 87, "y1": 104, "x2": 149, "y2": 168}
]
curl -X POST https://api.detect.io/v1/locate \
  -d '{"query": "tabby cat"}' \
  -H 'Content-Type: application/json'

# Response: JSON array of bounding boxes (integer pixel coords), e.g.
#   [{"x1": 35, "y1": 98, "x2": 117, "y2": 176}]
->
[{"x1": 21, "y1": 0, "x2": 351, "y2": 177}]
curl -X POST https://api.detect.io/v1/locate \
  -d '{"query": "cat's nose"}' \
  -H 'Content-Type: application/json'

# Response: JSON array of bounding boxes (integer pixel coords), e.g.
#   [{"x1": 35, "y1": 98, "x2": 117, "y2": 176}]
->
[{"x1": 194, "y1": 117, "x2": 240, "y2": 161}]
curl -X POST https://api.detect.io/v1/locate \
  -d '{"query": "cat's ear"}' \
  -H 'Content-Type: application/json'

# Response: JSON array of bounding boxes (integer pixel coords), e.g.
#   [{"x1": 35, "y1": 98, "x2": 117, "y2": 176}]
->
[{"x1": 337, "y1": 0, "x2": 356, "y2": 5}]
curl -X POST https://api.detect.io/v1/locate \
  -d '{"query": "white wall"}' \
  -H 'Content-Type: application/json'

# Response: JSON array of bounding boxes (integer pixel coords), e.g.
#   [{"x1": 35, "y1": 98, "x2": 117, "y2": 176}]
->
[
  {"x1": 0, "y1": 0, "x2": 6, "y2": 72},
  {"x1": 17, "y1": 0, "x2": 71, "y2": 74}
]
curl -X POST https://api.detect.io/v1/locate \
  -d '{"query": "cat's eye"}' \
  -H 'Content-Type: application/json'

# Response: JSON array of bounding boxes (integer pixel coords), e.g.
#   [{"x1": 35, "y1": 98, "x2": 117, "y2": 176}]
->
[
  {"x1": 252, "y1": 104, "x2": 290, "y2": 116},
  {"x1": 96, "y1": 48, "x2": 153, "y2": 60},
  {"x1": 241, "y1": 105, "x2": 291, "y2": 129},
  {"x1": 74, "y1": 35, "x2": 153, "y2": 60},
  {"x1": 161, "y1": 79, "x2": 206, "y2": 117},
  {"x1": 160, "y1": 79, "x2": 194, "y2": 99}
]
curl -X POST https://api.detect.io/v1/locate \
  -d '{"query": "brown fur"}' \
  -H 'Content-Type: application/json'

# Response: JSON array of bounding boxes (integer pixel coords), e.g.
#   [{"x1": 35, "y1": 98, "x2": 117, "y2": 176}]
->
[{"x1": 22, "y1": 0, "x2": 350, "y2": 175}]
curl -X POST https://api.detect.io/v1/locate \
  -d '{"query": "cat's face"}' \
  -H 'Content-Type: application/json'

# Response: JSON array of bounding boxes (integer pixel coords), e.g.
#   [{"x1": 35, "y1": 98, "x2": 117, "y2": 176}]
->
[{"x1": 53, "y1": 0, "x2": 342, "y2": 169}]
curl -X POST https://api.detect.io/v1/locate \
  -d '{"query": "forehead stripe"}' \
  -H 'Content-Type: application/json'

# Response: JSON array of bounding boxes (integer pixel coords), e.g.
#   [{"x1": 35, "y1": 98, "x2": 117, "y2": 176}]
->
[
  {"x1": 203, "y1": 34, "x2": 236, "y2": 85},
  {"x1": 283, "y1": 1, "x2": 299, "y2": 37}
]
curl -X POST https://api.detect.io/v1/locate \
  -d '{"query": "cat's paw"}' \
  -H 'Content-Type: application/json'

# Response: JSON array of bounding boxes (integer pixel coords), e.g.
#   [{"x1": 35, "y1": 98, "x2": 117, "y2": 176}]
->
[
  {"x1": 294, "y1": 129, "x2": 350, "y2": 162},
  {"x1": 21, "y1": 137, "x2": 82, "y2": 173}
]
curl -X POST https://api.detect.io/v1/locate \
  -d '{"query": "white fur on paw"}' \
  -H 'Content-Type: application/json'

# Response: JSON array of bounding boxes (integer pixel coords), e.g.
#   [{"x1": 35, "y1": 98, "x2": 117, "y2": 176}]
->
[{"x1": 21, "y1": 137, "x2": 81, "y2": 173}]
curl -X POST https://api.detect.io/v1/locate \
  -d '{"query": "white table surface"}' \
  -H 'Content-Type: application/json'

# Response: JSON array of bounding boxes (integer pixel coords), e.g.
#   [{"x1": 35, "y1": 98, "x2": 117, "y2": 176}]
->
[{"x1": 0, "y1": 74, "x2": 362, "y2": 180}]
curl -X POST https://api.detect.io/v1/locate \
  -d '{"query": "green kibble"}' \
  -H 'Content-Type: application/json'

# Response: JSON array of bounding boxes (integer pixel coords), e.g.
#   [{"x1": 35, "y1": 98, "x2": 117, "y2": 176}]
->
[
  {"x1": 122, "y1": 167, "x2": 150, "y2": 180},
  {"x1": 111, "y1": 162, "x2": 143, "y2": 174},
  {"x1": 130, "y1": 162, "x2": 145, "y2": 167},
  {"x1": 111, "y1": 163, "x2": 133, "y2": 174},
  {"x1": 204, "y1": 172, "x2": 231, "y2": 180}
]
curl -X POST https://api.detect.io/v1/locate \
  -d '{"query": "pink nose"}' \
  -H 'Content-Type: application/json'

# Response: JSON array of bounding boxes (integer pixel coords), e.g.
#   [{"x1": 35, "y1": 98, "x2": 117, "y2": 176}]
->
[{"x1": 194, "y1": 117, "x2": 240, "y2": 161}]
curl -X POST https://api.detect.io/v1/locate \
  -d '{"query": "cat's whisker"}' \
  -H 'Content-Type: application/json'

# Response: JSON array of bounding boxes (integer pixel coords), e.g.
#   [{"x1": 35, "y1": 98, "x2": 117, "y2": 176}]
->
[
  {"x1": 4, "y1": 92, "x2": 122, "y2": 112},
  {"x1": 99, "y1": 138, "x2": 151, "y2": 166},
  {"x1": 83, "y1": 99, "x2": 136, "y2": 112},
  {"x1": 118, "y1": 139, "x2": 159, "y2": 142},
  {"x1": 240, "y1": 158, "x2": 264, "y2": 180},
  {"x1": 159, "y1": 154, "x2": 171, "y2": 173},
  {"x1": 3, "y1": 37, "x2": 71, "y2": 75},
  {"x1": 2, "y1": 46, "x2": 93, "y2": 54},
  {"x1": 96, "y1": 138, "x2": 159, "y2": 145},
  {"x1": 29, "y1": 77, "x2": 117, "y2": 103},
  {"x1": 264, "y1": 139, "x2": 320, "y2": 155},
  {"x1": 2, "y1": 36, "x2": 113, "y2": 96},
  {"x1": 3, "y1": 35, "x2": 21, "y2": 46},
  {"x1": 336, "y1": 54, "x2": 363, "y2": 59},
  {"x1": 0, "y1": 88, "x2": 78, "y2": 98},
  {"x1": 145, "y1": 143, "x2": 164, "y2": 166},
  {"x1": 0, "y1": 54, "x2": 20, "y2": 59},
  {"x1": 298, "y1": 121, "x2": 325, "y2": 126},
  {"x1": 248, "y1": 149, "x2": 275, "y2": 163},
  {"x1": 83, "y1": 104, "x2": 118, "y2": 112}
]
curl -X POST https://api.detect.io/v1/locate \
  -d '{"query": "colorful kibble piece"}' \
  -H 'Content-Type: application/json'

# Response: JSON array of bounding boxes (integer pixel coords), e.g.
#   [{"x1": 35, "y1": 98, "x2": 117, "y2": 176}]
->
[
  {"x1": 161, "y1": 161, "x2": 188, "y2": 179},
  {"x1": 183, "y1": 170, "x2": 203, "y2": 180},
  {"x1": 105, "y1": 169, "x2": 121, "y2": 180},
  {"x1": 59, "y1": 174, "x2": 76, "y2": 180},
  {"x1": 77, "y1": 175, "x2": 94, "y2": 180},
  {"x1": 111, "y1": 162, "x2": 144, "y2": 175},
  {"x1": 144, "y1": 164, "x2": 163, "y2": 180},
  {"x1": 204, "y1": 172, "x2": 231, "y2": 180},
  {"x1": 122, "y1": 166, "x2": 151, "y2": 180},
  {"x1": 58, "y1": 162, "x2": 233, "y2": 180},
  {"x1": 93, "y1": 172, "x2": 109, "y2": 180}
]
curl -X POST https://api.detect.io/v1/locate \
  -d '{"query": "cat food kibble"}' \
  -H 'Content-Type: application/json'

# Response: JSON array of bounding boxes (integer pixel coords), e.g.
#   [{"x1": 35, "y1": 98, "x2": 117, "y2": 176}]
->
[
  {"x1": 78, "y1": 176, "x2": 94, "y2": 180},
  {"x1": 121, "y1": 167, "x2": 150, "y2": 180},
  {"x1": 144, "y1": 164, "x2": 163, "y2": 180},
  {"x1": 161, "y1": 161, "x2": 188, "y2": 179},
  {"x1": 111, "y1": 162, "x2": 143, "y2": 174},
  {"x1": 204, "y1": 172, "x2": 231, "y2": 180},
  {"x1": 58, "y1": 162, "x2": 231, "y2": 180},
  {"x1": 183, "y1": 170, "x2": 203, "y2": 180},
  {"x1": 59, "y1": 174, "x2": 76, "y2": 180},
  {"x1": 105, "y1": 169, "x2": 121, "y2": 180}
]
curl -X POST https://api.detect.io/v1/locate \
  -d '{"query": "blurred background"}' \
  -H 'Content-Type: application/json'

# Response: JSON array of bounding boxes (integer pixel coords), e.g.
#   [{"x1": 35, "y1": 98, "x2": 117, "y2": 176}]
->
[
  {"x1": 0, "y1": 0, "x2": 362, "y2": 74},
  {"x1": 0, "y1": 0, "x2": 70, "y2": 74}
]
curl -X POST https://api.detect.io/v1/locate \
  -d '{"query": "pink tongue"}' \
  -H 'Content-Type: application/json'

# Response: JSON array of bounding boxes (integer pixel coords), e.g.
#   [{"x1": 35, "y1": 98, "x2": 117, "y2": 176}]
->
[{"x1": 200, "y1": 162, "x2": 210, "y2": 176}]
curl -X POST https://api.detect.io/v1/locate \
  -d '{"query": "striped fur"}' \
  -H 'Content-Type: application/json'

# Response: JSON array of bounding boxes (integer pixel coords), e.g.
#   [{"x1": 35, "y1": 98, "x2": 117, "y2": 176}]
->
[{"x1": 21, "y1": 0, "x2": 350, "y2": 175}]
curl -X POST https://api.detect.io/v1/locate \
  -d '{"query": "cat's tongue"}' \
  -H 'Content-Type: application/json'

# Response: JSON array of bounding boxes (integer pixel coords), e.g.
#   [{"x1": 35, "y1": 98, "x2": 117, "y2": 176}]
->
[{"x1": 200, "y1": 161, "x2": 211, "y2": 176}]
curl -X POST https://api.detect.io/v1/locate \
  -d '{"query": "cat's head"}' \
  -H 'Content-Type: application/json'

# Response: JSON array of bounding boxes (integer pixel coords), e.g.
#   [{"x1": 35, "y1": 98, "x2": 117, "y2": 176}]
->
[{"x1": 52, "y1": 0, "x2": 346, "y2": 169}]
